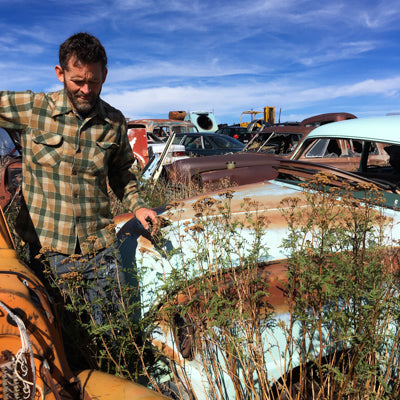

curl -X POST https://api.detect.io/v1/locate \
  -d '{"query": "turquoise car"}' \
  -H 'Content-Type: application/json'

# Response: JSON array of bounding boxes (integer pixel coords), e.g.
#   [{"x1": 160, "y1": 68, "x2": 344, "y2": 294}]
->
[{"x1": 116, "y1": 115, "x2": 400, "y2": 399}]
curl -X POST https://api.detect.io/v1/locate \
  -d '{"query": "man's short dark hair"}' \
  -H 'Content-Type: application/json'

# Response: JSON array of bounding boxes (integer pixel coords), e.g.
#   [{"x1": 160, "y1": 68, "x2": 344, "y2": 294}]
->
[{"x1": 59, "y1": 32, "x2": 107, "y2": 72}]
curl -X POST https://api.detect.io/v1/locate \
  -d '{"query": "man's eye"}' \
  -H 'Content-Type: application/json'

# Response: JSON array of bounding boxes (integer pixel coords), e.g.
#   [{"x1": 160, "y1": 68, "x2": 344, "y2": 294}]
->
[{"x1": 73, "y1": 80, "x2": 99, "y2": 85}]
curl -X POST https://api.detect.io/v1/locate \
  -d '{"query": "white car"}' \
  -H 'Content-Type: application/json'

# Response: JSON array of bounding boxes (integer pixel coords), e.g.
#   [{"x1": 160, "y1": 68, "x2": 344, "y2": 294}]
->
[{"x1": 117, "y1": 115, "x2": 400, "y2": 399}]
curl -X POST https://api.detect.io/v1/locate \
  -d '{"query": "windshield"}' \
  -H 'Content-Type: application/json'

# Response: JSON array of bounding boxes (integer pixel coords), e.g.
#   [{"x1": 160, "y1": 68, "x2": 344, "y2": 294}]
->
[
  {"x1": 245, "y1": 132, "x2": 303, "y2": 156},
  {"x1": 277, "y1": 139, "x2": 400, "y2": 207}
]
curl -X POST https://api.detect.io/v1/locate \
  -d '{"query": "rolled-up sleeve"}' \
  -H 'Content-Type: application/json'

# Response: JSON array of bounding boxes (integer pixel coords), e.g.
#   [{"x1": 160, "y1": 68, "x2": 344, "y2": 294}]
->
[{"x1": 0, "y1": 90, "x2": 35, "y2": 130}]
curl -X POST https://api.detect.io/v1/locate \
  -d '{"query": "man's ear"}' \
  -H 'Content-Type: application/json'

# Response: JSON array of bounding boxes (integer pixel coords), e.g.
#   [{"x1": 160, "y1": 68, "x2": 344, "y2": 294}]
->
[
  {"x1": 55, "y1": 65, "x2": 65, "y2": 83},
  {"x1": 102, "y1": 67, "x2": 108, "y2": 84}
]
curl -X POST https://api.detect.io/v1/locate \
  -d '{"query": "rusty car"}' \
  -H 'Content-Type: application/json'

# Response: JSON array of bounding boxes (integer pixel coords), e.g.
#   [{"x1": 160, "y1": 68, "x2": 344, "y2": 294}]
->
[
  {"x1": 163, "y1": 112, "x2": 357, "y2": 189},
  {"x1": 0, "y1": 203, "x2": 170, "y2": 399},
  {"x1": 115, "y1": 115, "x2": 400, "y2": 400}
]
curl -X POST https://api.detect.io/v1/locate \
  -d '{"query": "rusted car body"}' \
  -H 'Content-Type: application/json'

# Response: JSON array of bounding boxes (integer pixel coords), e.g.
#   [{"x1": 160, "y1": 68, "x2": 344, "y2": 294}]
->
[
  {"x1": 163, "y1": 113, "x2": 357, "y2": 189},
  {"x1": 163, "y1": 125, "x2": 312, "y2": 188},
  {"x1": 164, "y1": 152, "x2": 281, "y2": 187},
  {"x1": 293, "y1": 135, "x2": 389, "y2": 171},
  {"x1": 0, "y1": 206, "x2": 169, "y2": 398},
  {"x1": 115, "y1": 115, "x2": 400, "y2": 400}
]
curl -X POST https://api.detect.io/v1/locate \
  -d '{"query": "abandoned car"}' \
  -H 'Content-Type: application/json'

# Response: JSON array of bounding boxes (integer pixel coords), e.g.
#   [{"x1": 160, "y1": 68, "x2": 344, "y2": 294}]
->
[
  {"x1": 0, "y1": 206, "x2": 169, "y2": 399},
  {"x1": 163, "y1": 112, "x2": 356, "y2": 188},
  {"x1": 115, "y1": 115, "x2": 400, "y2": 400}
]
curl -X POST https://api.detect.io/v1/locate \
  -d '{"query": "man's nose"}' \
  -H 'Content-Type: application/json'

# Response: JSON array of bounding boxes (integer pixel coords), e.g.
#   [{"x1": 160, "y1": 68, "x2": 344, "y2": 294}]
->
[{"x1": 80, "y1": 83, "x2": 92, "y2": 94}]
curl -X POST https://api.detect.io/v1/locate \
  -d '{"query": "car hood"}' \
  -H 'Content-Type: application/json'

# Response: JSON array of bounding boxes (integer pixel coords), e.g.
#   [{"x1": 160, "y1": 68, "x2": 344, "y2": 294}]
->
[
  {"x1": 114, "y1": 166, "x2": 400, "y2": 397},
  {"x1": 116, "y1": 161, "x2": 400, "y2": 306},
  {"x1": 115, "y1": 179, "x2": 306, "y2": 305}
]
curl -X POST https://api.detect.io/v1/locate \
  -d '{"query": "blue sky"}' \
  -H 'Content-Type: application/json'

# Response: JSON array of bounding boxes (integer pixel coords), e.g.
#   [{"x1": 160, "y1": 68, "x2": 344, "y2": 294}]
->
[{"x1": 1, "y1": 0, "x2": 400, "y2": 125}]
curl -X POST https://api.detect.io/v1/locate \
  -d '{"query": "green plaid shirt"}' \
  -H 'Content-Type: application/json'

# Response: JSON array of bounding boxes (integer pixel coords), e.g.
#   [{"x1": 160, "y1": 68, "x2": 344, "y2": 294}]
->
[{"x1": 0, "y1": 89, "x2": 147, "y2": 255}]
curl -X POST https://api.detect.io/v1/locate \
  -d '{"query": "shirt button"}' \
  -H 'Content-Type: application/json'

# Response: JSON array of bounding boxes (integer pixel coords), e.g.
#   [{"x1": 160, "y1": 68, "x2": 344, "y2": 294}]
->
[
  {"x1": 73, "y1": 193, "x2": 78, "y2": 198},
  {"x1": 72, "y1": 169, "x2": 77, "y2": 175}
]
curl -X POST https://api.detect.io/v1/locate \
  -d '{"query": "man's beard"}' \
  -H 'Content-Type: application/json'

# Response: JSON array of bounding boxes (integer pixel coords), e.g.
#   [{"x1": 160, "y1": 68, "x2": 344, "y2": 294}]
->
[{"x1": 64, "y1": 83, "x2": 99, "y2": 116}]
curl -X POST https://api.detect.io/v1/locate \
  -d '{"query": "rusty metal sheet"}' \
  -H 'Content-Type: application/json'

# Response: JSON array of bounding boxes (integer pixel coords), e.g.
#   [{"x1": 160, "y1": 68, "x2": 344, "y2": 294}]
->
[
  {"x1": 165, "y1": 152, "x2": 281, "y2": 187},
  {"x1": 127, "y1": 127, "x2": 149, "y2": 168}
]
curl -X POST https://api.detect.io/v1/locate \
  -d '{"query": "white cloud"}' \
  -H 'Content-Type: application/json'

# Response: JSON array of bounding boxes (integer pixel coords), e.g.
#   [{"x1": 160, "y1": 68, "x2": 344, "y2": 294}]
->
[{"x1": 103, "y1": 75, "x2": 400, "y2": 123}]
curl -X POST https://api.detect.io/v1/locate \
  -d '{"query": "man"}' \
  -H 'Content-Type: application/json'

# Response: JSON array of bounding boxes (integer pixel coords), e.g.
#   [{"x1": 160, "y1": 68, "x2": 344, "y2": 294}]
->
[{"x1": 0, "y1": 32, "x2": 158, "y2": 323}]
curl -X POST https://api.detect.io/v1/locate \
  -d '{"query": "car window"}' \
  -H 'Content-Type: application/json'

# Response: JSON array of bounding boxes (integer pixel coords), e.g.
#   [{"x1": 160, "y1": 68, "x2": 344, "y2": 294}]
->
[
  {"x1": 210, "y1": 135, "x2": 238, "y2": 148},
  {"x1": 279, "y1": 140, "x2": 398, "y2": 199},
  {"x1": 247, "y1": 133, "x2": 301, "y2": 155},
  {"x1": 173, "y1": 135, "x2": 185, "y2": 144},
  {"x1": 304, "y1": 139, "x2": 379, "y2": 159},
  {"x1": 304, "y1": 139, "x2": 329, "y2": 158},
  {"x1": 173, "y1": 125, "x2": 198, "y2": 134},
  {"x1": 184, "y1": 136, "x2": 203, "y2": 149},
  {"x1": 202, "y1": 137, "x2": 213, "y2": 149}
]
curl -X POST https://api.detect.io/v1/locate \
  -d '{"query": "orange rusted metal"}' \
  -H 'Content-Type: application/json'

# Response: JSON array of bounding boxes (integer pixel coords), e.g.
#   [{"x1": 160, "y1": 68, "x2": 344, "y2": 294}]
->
[
  {"x1": 127, "y1": 127, "x2": 149, "y2": 168},
  {"x1": 0, "y1": 206, "x2": 169, "y2": 399}
]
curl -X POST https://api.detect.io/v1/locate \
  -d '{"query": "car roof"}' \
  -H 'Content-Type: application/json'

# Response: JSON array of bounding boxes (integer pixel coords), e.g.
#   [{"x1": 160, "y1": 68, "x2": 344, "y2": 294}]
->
[
  {"x1": 176, "y1": 132, "x2": 226, "y2": 136},
  {"x1": 307, "y1": 115, "x2": 400, "y2": 146},
  {"x1": 259, "y1": 125, "x2": 314, "y2": 134},
  {"x1": 300, "y1": 112, "x2": 357, "y2": 127}
]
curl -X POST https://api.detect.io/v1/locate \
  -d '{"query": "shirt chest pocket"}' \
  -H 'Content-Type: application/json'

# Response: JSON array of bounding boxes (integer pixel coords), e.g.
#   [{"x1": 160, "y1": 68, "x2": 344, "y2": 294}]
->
[
  {"x1": 90, "y1": 141, "x2": 119, "y2": 174},
  {"x1": 31, "y1": 131, "x2": 64, "y2": 167}
]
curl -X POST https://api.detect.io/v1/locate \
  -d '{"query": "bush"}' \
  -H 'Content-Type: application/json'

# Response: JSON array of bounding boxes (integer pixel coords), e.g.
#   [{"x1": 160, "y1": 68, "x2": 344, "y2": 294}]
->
[{"x1": 8, "y1": 171, "x2": 400, "y2": 399}]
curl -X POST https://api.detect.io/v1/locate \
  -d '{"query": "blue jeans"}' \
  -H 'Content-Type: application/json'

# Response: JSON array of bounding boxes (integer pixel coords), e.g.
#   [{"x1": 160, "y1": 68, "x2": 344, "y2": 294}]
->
[{"x1": 47, "y1": 246, "x2": 128, "y2": 326}]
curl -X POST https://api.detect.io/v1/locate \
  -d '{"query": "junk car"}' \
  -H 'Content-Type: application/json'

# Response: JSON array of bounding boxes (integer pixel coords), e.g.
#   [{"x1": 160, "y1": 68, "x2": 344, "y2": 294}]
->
[
  {"x1": 163, "y1": 113, "x2": 355, "y2": 189},
  {"x1": 115, "y1": 115, "x2": 400, "y2": 400},
  {"x1": 0, "y1": 206, "x2": 169, "y2": 399}
]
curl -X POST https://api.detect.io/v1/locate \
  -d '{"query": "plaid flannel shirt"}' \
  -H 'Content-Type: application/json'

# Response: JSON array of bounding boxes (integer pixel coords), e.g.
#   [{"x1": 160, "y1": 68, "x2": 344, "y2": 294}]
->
[{"x1": 0, "y1": 89, "x2": 148, "y2": 255}]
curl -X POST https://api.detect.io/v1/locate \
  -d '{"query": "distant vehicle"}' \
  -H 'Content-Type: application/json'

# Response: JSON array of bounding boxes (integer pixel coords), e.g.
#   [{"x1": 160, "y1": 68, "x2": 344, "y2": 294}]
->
[
  {"x1": 215, "y1": 125, "x2": 256, "y2": 143},
  {"x1": 172, "y1": 132, "x2": 245, "y2": 157},
  {"x1": 239, "y1": 106, "x2": 276, "y2": 128}
]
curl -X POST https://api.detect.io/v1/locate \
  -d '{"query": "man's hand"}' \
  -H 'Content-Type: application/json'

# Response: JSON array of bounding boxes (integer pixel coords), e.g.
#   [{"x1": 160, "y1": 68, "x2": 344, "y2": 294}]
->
[{"x1": 135, "y1": 207, "x2": 159, "y2": 235}]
